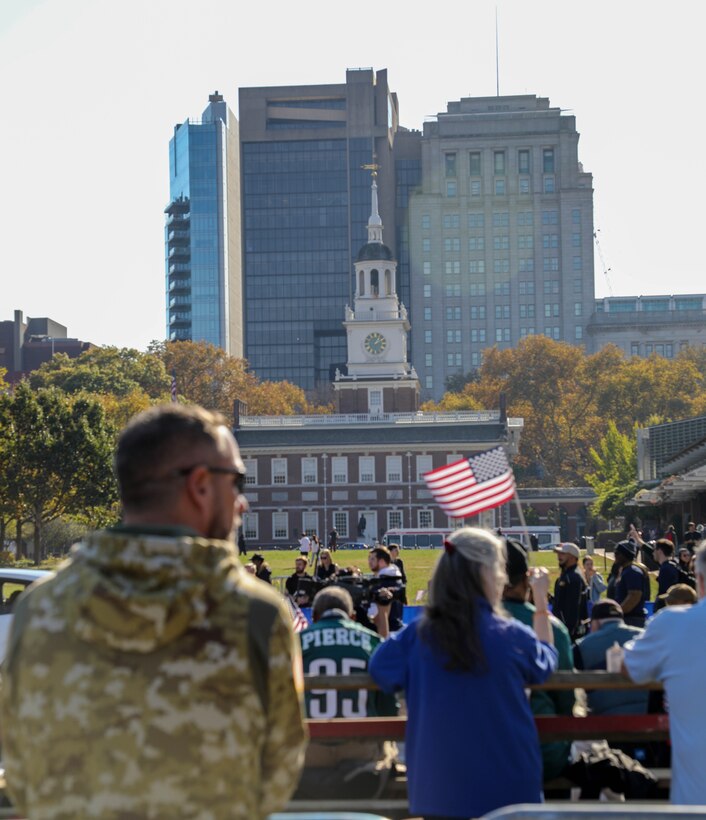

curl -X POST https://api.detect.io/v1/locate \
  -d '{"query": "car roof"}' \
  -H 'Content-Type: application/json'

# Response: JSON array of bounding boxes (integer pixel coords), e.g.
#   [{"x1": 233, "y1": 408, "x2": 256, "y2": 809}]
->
[{"x1": 0, "y1": 568, "x2": 51, "y2": 582}]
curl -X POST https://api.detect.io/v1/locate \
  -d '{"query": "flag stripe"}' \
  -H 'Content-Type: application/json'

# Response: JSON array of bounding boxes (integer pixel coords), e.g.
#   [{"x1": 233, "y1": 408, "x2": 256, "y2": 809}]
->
[{"x1": 423, "y1": 447, "x2": 516, "y2": 520}]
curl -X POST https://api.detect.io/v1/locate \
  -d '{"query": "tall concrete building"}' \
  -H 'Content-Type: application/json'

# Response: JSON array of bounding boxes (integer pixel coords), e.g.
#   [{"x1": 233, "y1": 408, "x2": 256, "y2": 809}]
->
[
  {"x1": 407, "y1": 95, "x2": 595, "y2": 400},
  {"x1": 164, "y1": 92, "x2": 242, "y2": 356},
  {"x1": 238, "y1": 68, "x2": 412, "y2": 391}
]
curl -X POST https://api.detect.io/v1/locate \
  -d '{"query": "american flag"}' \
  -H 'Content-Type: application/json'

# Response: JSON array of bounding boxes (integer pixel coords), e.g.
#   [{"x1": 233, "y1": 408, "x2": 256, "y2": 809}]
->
[
  {"x1": 423, "y1": 446, "x2": 516, "y2": 519},
  {"x1": 285, "y1": 597, "x2": 310, "y2": 633},
  {"x1": 170, "y1": 373, "x2": 177, "y2": 403}
]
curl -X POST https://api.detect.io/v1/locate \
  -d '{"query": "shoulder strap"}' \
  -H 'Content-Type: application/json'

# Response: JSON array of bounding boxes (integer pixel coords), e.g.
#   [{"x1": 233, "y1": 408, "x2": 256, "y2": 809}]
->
[{"x1": 247, "y1": 598, "x2": 278, "y2": 714}]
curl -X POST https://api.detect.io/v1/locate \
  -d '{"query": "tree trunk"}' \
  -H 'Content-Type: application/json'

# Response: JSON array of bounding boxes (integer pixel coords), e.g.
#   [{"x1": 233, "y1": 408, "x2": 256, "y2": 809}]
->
[
  {"x1": 15, "y1": 519, "x2": 23, "y2": 559},
  {"x1": 33, "y1": 509, "x2": 42, "y2": 566}
]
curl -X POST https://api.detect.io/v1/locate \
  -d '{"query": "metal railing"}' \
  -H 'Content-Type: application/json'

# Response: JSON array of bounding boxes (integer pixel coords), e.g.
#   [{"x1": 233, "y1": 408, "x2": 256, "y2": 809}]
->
[{"x1": 240, "y1": 410, "x2": 501, "y2": 427}]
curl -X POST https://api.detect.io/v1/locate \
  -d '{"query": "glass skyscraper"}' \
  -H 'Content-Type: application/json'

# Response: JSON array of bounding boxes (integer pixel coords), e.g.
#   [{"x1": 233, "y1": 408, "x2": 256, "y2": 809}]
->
[
  {"x1": 165, "y1": 93, "x2": 242, "y2": 356},
  {"x1": 239, "y1": 69, "x2": 406, "y2": 391}
]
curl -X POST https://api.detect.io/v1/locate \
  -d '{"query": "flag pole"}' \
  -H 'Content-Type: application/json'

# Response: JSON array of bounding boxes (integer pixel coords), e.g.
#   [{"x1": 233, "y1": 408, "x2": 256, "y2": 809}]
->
[{"x1": 512, "y1": 489, "x2": 532, "y2": 550}]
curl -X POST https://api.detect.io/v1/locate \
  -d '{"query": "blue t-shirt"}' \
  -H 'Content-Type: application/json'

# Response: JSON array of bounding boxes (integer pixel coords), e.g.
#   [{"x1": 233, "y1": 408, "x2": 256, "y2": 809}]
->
[
  {"x1": 615, "y1": 563, "x2": 647, "y2": 618},
  {"x1": 624, "y1": 600, "x2": 706, "y2": 805},
  {"x1": 369, "y1": 600, "x2": 557, "y2": 818}
]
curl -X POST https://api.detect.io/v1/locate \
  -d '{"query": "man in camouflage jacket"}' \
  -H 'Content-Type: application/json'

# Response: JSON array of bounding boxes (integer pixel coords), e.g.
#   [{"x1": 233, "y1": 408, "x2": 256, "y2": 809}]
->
[{"x1": 0, "y1": 404, "x2": 307, "y2": 819}]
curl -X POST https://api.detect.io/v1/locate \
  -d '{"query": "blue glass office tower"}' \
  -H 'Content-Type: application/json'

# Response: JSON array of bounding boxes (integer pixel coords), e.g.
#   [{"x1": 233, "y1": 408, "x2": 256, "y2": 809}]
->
[
  {"x1": 239, "y1": 69, "x2": 411, "y2": 391},
  {"x1": 165, "y1": 93, "x2": 242, "y2": 356}
]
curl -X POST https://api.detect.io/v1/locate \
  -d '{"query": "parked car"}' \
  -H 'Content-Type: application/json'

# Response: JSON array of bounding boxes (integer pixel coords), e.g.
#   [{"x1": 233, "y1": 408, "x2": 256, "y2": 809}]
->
[
  {"x1": 0, "y1": 568, "x2": 51, "y2": 662},
  {"x1": 337, "y1": 541, "x2": 370, "y2": 551}
]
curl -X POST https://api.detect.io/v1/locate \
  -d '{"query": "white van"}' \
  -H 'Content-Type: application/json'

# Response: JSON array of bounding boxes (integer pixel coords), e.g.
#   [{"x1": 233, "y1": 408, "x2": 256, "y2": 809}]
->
[{"x1": 501, "y1": 526, "x2": 561, "y2": 551}]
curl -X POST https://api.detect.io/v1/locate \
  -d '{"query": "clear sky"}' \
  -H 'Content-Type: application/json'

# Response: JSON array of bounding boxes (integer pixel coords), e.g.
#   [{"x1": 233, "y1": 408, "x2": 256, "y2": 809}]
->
[{"x1": 1, "y1": 0, "x2": 704, "y2": 351}]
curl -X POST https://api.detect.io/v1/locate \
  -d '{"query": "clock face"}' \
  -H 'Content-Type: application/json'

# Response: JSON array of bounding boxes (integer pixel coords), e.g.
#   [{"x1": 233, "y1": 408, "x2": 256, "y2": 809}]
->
[{"x1": 364, "y1": 332, "x2": 387, "y2": 355}]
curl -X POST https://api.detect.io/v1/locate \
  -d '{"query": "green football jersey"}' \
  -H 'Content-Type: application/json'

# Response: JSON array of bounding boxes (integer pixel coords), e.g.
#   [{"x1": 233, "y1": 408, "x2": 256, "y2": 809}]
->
[{"x1": 300, "y1": 614, "x2": 397, "y2": 718}]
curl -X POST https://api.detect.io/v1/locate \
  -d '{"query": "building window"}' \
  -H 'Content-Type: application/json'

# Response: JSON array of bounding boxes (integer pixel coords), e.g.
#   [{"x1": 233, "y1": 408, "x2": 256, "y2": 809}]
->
[
  {"x1": 416, "y1": 455, "x2": 433, "y2": 481},
  {"x1": 424, "y1": 329, "x2": 432, "y2": 344},
  {"x1": 543, "y1": 257, "x2": 560, "y2": 272},
  {"x1": 443, "y1": 213, "x2": 460, "y2": 229},
  {"x1": 575, "y1": 326, "x2": 583, "y2": 340},
  {"x1": 445, "y1": 152, "x2": 457, "y2": 177},
  {"x1": 494, "y1": 151, "x2": 506, "y2": 174},
  {"x1": 446, "y1": 180, "x2": 457, "y2": 197},
  {"x1": 444, "y1": 237, "x2": 461, "y2": 252},
  {"x1": 421, "y1": 214, "x2": 431, "y2": 229},
  {"x1": 386, "y1": 455, "x2": 402, "y2": 483},
  {"x1": 425, "y1": 353, "x2": 433, "y2": 368},
  {"x1": 544, "y1": 303, "x2": 560, "y2": 318},
  {"x1": 519, "y1": 177, "x2": 530, "y2": 194},
  {"x1": 631, "y1": 342, "x2": 640, "y2": 356},
  {"x1": 331, "y1": 456, "x2": 348, "y2": 484},
  {"x1": 469, "y1": 236, "x2": 485, "y2": 251},
  {"x1": 518, "y1": 235, "x2": 533, "y2": 250},
  {"x1": 543, "y1": 148, "x2": 555, "y2": 173},
  {"x1": 301, "y1": 457, "x2": 317, "y2": 484},
  {"x1": 447, "y1": 352, "x2": 462, "y2": 367},
  {"x1": 519, "y1": 304, "x2": 536, "y2": 319},
  {"x1": 470, "y1": 179, "x2": 481, "y2": 196},
  {"x1": 445, "y1": 284, "x2": 461, "y2": 297},
  {"x1": 493, "y1": 235, "x2": 510, "y2": 251},
  {"x1": 446, "y1": 306, "x2": 461, "y2": 321},
  {"x1": 242, "y1": 512, "x2": 258, "y2": 540},
  {"x1": 542, "y1": 234, "x2": 559, "y2": 249},
  {"x1": 519, "y1": 281, "x2": 535, "y2": 296},
  {"x1": 424, "y1": 307, "x2": 432, "y2": 320},
  {"x1": 302, "y1": 511, "x2": 319, "y2": 537},
  {"x1": 574, "y1": 302, "x2": 582, "y2": 316},
  {"x1": 572, "y1": 233, "x2": 581, "y2": 247},
  {"x1": 469, "y1": 282, "x2": 486, "y2": 297},
  {"x1": 243, "y1": 458, "x2": 258, "y2": 486},
  {"x1": 518, "y1": 149, "x2": 530, "y2": 174},
  {"x1": 542, "y1": 209, "x2": 558, "y2": 225},
  {"x1": 468, "y1": 213, "x2": 484, "y2": 229},
  {"x1": 495, "y1": 328, "x2": 510, "y2": 342},
  {"x1": 471, "y1": 352, "x2": 480, "y2": 366},
  {"x1": 470, "y1": 305, "x2": 486, "y2": 320},
  {"x1": 359, "y1": 456, "x2": 375, "y2": 483},
  {"x1": 543, "y1": 176, "x2": 555, "y2": 193},
  {"x1": 469, "y1": 260, "x2": 486, "y2": 274},
  {"x1": 422, "y1": 238, "x2": 431, "y2": 252},
  {"x1": 517, "y1": 211, "x2": 534, "y2": 226},
  {"x1": 418, "y1": 509, "x2": 433, "y2": 529},
  {"x1": 572, "y1": 208, "x2": 581, "y2": 223},
  {"x1": 495, "y1": 304, "x2": 510, "y2": 319},
  {"x1": 573, "y1": 278, "x2": 583, "y2": 293},
  {"x1": 494, "y1": 178, "x2": 506, "y2": 195},
  {"x1": 493, "y1": 259, "x2": 510, "y2": 274},
  {"x1": 333, "y1": 511, "x2": 348, "y2": 538},
  {"x1": 425, "y1": 376, "x2": 433, "y2": 389},
  {"x1": 423, "y1": 284, "x2": 431, "y2": 298},
  {"x1": 447, "y1": 329, "x2": 462, "y2": 343},
  {"x1": 543, "y1": 280, "x2": 559, "y2": 295},
  {"x1": 271, "y1": 458, "x2": 287, "y2": 485},
  {"x1": 492, "y1": 211, "x2": 509, "y2": 228},
  {"x1": 272, "y1": 512, "x2": 289, "y2": 540},
  {"x1": 519, "y1": 258, "x2": 534, "y2": 272},
  {"x1": 469, "y1": 151, "x2": 481, "y2": 175},
  {"x1": 445, "y1": 260, "x2": 461, "y2": 275},
  {"x1": 387, "y1": 510, "x2": 403, "y2": 531}
]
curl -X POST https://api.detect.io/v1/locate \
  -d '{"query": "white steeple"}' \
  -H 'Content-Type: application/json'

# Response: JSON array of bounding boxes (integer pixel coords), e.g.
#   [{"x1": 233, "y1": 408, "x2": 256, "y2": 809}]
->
[{"x1": 367, "y1": 174, "x2": 384, "y2": 244}]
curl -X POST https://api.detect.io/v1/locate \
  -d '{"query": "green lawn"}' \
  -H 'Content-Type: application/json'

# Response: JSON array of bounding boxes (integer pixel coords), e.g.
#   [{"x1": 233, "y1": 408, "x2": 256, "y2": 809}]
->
[{"x1": 241, "y1": 547, "x2": 627, "y2": 604}]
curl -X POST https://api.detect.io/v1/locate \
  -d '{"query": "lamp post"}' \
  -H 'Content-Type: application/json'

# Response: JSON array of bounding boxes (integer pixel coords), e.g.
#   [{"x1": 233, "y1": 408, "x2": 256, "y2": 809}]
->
[{"x1": 406, "y1": 451, "x2": 413, "y2": 529}]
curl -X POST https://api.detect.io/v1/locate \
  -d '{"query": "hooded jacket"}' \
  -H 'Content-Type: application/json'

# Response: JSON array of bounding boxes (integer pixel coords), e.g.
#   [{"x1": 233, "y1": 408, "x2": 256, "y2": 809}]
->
[{"x1": 0, "y1": 526, "x2": 307, "y2": 819}]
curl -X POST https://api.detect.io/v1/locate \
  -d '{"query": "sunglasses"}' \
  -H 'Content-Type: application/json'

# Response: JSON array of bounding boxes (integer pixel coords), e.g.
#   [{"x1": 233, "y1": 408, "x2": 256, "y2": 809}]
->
[{"x1": 176, "y1": 465, "x2": 246, "y2": 494}]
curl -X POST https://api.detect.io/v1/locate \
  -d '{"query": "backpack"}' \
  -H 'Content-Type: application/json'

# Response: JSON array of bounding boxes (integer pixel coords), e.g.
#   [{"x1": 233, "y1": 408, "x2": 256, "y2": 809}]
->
[{"x1": 668, "y1": 559, "x2": 696, "y2": 590}]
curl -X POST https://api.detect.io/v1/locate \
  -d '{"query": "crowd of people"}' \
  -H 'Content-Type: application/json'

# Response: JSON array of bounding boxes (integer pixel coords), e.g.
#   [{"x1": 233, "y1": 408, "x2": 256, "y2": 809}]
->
[{"x1": 0, "y1": 401, "x2": 705, "y2": 819}]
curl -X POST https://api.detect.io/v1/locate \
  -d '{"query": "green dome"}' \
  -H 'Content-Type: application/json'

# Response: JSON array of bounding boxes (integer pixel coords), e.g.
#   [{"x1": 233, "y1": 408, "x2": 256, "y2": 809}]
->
[{"x1": 356, "y1": 242, "x2": 394, "y2": 262}]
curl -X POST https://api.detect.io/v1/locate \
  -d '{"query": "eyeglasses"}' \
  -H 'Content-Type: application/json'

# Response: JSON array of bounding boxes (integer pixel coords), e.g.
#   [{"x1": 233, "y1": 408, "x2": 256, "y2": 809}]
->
[{"x1": 175, "y1": 465, "x2": 246, "y2": 494}]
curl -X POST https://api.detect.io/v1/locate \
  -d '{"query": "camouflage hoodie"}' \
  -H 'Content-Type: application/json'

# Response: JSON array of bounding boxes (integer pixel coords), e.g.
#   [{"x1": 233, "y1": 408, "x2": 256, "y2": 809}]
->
[{"x1": 0, "y1": 527, "x2": 307, "y2": 819}]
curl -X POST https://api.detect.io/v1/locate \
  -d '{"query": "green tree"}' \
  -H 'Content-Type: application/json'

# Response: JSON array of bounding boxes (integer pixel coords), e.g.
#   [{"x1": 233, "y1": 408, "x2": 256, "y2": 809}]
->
[
  {"x1": 0, "y1": 384, "x2": 118, "y2": 562},
  {"x1": 586, "y1": 421, "x2": 639, "y2": 519},
  {"x1": 29, "y1": 347, "x2": 172, "y2": 398}
]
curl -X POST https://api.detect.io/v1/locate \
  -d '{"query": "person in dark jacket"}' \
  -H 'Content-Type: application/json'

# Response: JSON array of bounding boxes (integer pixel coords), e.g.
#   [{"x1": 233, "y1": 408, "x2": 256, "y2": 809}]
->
[
  {"x1": 653, "y1": 539, "x2": 681, "y2": 612},
  {"x1": 251, "y1": 553, "x2": 272, "y2": 584},
  {"x1": 553, "y1": 543, "x2": 588, "y2": 640},
  {"x1": 613, "y1": 540, "x2": 649, "y2": 627}
]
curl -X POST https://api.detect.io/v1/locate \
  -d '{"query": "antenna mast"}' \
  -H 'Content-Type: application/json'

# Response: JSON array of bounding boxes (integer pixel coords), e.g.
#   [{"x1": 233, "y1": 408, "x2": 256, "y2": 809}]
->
[{"x1": 593, "y1": 229, "x2": 614, "y2": 297}]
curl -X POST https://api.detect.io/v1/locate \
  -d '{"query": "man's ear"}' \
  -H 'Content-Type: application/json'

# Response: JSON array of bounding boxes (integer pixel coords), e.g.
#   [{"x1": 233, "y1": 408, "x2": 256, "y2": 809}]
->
[{"x1": 184, "y1": 465, "x2": 211, "y2": 510}]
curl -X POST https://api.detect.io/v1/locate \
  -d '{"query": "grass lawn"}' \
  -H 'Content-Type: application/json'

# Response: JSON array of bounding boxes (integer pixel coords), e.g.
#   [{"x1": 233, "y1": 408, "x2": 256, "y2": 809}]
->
[{"x1": 240, "y1": 546, "x2": 628, "y2": 604}]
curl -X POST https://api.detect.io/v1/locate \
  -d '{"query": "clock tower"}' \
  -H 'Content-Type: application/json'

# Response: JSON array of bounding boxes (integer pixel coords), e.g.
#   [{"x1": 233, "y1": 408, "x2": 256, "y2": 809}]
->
[{"x1": 334, "y1": 171, "x2": 420, "y2": 414}]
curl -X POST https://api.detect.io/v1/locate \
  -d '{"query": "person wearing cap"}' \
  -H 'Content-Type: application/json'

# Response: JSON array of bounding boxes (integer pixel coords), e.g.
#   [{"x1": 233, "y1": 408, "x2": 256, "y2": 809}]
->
[
  {"x1": 683, "y1": 521, "x2": 701, "y2": 550},
  {"x1": 658, "y1": 583, "x2": 697, "y2": 607},
  {"x1": 623, "y1": 542, "x2": 706, "y2": 804},
  {"x1": 574, "y1": 600, "x2": 648, "y2": 716},
  {"x1": 553, "y1": 542, "x2": 588, "y2": 641},
  {"x1": 613, "y1": 540, "x2": 649, "y2": 627},
  {"x1": 503, "y1": 539, "x2": 575, "y2": 781},
  {"x1": 251, "y1": 553, "x2": 272, "y2": 584}
]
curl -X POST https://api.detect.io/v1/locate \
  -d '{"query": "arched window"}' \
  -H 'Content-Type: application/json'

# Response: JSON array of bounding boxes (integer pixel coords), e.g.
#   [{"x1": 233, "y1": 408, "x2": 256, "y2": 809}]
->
[
  {"x1": 370, "y1": 269, "x2": 379, "y2": 296},
  {"x1": 384, "y1": 269, "x2": 392, "y2": 295},
  {"x1": 358, "y1": 270, "x2": 365, "y2": 296}
]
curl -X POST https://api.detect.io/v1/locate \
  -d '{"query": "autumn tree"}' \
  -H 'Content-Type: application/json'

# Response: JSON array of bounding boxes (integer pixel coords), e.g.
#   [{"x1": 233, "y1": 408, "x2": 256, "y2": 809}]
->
[
  {"x1": 0, "y1": 384, "x2": 118, "y2": 562},
  {"x1": 150, "y1": 340, "x2": 332, "y2": 418}
]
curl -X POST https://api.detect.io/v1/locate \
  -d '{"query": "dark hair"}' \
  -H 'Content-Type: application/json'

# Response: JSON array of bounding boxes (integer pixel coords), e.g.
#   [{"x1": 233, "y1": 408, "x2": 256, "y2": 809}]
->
[
  {"x1": 115, "y1": 404, "x2": 228, "y2": 512},
  {"x1": 419, "y1": 528, "x2": 504, "y2": 673},
  {"x1": 655, "y1": 538, "x2": 674, "y2": 558},
  {"x1": 312, "y1": 586, "x2": 354, "y2": 620},
  {"x1": 369, "y1": 546, "x2": 392, "y2": 565}
]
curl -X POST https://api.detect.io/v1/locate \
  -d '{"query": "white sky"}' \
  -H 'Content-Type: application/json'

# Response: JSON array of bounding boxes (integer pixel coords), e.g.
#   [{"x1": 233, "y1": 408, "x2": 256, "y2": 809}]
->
[{"x1": 1, "y1": 0, "x2": 704, "y2": 351}]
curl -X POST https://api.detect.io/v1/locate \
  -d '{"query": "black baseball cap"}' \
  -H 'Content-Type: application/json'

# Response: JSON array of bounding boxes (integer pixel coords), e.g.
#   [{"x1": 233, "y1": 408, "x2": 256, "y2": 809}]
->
[
  {"x1": 615, "y1": 540, "x2": 637, "y2": 559},
  {"x1": 591, "y1": 599, "x2": 624, "y2": 621},
  {"x1": 505, "y1": 538, "x2": 529, "y2": 579}
]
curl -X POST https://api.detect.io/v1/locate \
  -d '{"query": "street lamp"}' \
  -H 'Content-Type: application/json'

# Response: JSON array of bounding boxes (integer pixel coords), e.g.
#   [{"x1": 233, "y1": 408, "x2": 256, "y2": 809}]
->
[{"x1": 406, "y1": 452, "x2": 413, "y2": 529}]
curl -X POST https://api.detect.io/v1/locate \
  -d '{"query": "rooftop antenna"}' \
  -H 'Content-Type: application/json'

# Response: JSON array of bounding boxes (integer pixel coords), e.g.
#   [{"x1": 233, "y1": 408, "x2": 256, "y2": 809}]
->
[
  {"x1": 495, "y1": 6, "x2": 500, "y2": 96},
  {"x1": 593, "y1": 229, "x2": 615, "y2": 297}
]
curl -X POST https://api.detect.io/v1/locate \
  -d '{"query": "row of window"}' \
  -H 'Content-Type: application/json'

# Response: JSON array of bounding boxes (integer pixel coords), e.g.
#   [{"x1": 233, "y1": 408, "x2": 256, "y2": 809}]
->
[
  {"x1": 423, "y1": 304, "x2": 582, "y2": 321},
  {"x1": 423, "y1": 283, "x2": 582, "y2": 303},
  {"x1": 444, "y1": 176, "x2": 555, "y2": 197},
  {"x1": 427, "y1": 232, "x2": 580, "y2": 252},
  {"x1": 241, "y1": 509, "x2": 437, "y2": 541},
  {"x1": 422, "y1": 208, "x2": 581, "y2": 231},
  {"x1": 422, "y1": 257, "x2": 581, "y2": 275},
  {"x1": 423, "y1": 324, "x2": 584, "y2": 360},
  {"x1": 243, "y1": 455, "x2": 437, "y2": 487},
  {"x1": 445, "y1": 148, "x2": 555, "y2": 178}
]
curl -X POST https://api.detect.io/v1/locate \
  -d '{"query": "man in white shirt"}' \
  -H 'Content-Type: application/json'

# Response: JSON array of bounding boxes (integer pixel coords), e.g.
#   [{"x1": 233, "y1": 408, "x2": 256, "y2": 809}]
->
[
  {"x1": 299, "y1": 533, "x2": 311, "y2": 561},
  {"x1": 623, "y1": 541, "x2": 706, "y2": 805}
]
